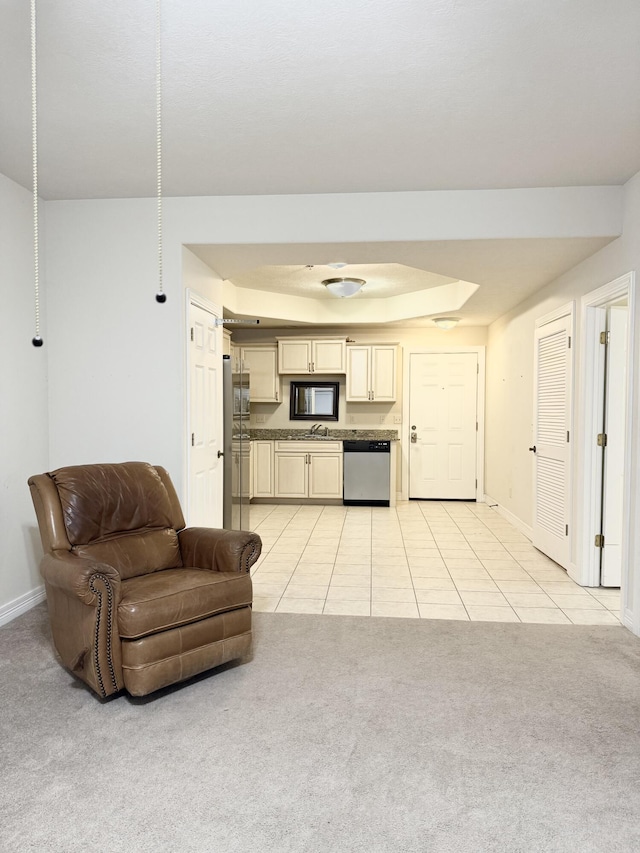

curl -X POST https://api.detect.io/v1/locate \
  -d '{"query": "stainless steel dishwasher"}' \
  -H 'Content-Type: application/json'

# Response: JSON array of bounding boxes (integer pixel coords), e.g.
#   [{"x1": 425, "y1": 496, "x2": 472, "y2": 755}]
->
[{"x1": 343, "y1": 440, "x2": 391, "y2": 506}]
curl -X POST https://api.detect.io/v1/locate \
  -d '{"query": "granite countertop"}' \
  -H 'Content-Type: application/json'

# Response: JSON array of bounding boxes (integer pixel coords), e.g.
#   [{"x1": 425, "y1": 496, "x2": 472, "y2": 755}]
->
[{"x1": 250, "y1": 428, "x2": 399, "y2": 441}]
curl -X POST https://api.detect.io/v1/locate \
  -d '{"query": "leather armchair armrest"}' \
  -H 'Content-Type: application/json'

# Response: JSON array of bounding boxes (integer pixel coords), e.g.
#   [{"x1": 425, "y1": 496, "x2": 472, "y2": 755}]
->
[
  {"x1": 178, "y1": 528, "x2": 262, "y2": 574},
  {"x1": 40, "y1": 552, "x2": 123, "y2": 697},
  {"x1": 41, "y1": 552, "x2": 122, "y2": 606}
]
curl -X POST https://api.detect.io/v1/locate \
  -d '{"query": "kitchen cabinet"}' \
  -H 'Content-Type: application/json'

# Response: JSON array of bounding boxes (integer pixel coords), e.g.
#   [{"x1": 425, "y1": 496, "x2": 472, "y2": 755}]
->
[
  {"x1": 252, "y1": 440, "x2": 275, "y2": 498},
  {"x1": 274, "y1": 441, "x2": 343, "y2": 499},
  {"x1": 241, "y1": 345, "x2": 280, "y2": 402},
  {"x1": 346, "y1": 345, "x2": 397, "y2": 402},
  {"x1": 277, "y1": 338, "x2": 346, "y2": 374}
]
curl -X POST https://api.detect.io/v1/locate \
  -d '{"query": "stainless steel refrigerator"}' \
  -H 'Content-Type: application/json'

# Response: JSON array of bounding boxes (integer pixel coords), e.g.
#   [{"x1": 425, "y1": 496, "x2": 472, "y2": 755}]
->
[{"x1": 222, "y1": 354, "x2": 251, "y2": 531}]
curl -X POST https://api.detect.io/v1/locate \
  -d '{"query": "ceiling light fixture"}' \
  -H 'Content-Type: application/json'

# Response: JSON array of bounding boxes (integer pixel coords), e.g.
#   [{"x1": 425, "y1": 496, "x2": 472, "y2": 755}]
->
[
  {"x1": 433, "y1": 317, "x2": 460, "y2": 330},
  {"x1": 322, "y1": 277, "x2": 366, "y2": 298}
]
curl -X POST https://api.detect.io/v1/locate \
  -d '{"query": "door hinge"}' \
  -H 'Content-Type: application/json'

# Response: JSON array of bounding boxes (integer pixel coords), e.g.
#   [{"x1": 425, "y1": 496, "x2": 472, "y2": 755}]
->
[
  {"x1": 475, "y1": 478, "x2": 478, "y2": 488},
  {"x1": 565, "y1": 524, "x2": 569, "y2": 536},
  {"x1": 476, "y1": 421, "x2": 478, "y2": 431},
  {"x1": 477, "y1": 363, "x2": 479, "y2": 374},
  {"x1": 567, "y1": 430, "x2": 570, "y2": 442},
  {"x1": 597, "y1": 433, "x2": 608, "y2": 447},
  {"x1": 568, "y1": 336, "x2": 571, "y2": 349},
  {"x1": 190, "y1": 327, "x2": 194, "y2": 342},
  {"x1": 595, "y1": 533, "x2": 605, "y2": 548},
  {"x1": 191, "y1": 433, "x2": 195, "y2": 446},
  {"x1": 600, "y1": 331, "x2": 609, "y2": 345}
]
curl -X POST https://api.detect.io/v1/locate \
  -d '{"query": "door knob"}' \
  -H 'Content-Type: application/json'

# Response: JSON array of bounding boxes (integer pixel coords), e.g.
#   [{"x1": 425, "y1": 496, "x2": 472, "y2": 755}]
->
[
  {"x1": 217, "y1": 450, "x2": 224, "y2": 458},
  {"x1": 528, "y1": 446, "x2": 536, "y2": 453},
  {"x1": 411, "y1": 432, "x2": 418, "y2": 443}
]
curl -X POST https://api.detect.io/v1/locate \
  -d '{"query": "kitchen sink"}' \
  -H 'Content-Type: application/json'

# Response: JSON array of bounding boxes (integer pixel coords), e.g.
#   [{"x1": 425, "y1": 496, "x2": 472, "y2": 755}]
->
[{"x1": 288, "y1": 434, "x2": 335, "y2": 440}]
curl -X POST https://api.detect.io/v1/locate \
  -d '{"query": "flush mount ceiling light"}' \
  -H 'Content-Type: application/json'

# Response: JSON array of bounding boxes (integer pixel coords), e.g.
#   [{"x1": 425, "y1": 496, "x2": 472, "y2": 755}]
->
[
  {"x1": 322, "y1": 278, "x2": 366, "y2": 298},
  {"x1": 433, "y1": 317, "x2": 460, "y2": 330},
  {"x1": 327, "y1": 261, "x2": 348, "y2": 270}
]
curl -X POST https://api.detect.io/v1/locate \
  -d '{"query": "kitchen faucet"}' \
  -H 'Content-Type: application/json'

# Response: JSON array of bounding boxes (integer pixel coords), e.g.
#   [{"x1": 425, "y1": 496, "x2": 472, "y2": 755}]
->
[{"x1": 310, "y1": 423, "x2": 321, "y2": 434}]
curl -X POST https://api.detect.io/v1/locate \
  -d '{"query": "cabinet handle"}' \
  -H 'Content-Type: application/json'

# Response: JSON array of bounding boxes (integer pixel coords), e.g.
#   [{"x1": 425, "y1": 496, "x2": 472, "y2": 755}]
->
[
  {"x1": 311, "y1": 362, "x2": 314, "y2": 372},
  {"x1": 275, "y1": 390, "x2": 278, "y2": 401}
]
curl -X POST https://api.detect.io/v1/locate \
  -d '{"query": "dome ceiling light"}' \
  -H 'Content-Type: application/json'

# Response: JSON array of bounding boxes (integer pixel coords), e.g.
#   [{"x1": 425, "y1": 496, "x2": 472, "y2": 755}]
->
[
  {"x1": 322, "y1": 277, "x2": 366, "y2": 298},
  {"x1": 432, "y1": 317, "x2": 460, "y2": 330}
]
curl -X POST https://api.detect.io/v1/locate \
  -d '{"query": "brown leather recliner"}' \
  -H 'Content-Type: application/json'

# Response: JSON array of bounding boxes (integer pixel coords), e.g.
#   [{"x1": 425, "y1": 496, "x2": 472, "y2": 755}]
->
[{"x1": 28, "y1": 461, "x2": 261, "y2": 698}]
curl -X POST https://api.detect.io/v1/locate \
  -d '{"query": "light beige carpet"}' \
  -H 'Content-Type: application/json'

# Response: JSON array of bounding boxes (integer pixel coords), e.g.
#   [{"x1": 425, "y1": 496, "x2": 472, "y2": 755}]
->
[{"x1": 2, "y1": 603, "x2": 640, "y2": 852}]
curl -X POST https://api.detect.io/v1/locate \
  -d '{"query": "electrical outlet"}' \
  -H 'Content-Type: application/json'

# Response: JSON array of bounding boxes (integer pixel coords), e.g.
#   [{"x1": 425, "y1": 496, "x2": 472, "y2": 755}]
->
[
  {"x1": 393, "y1": 415, "x2": 402, "y2": 424},
  {"x1": 256, "y1": 414, "x2": 266, "y2": 424},
  {"x1": 379, "y1": 415, "x2": 386, "y2": 424},
  {"x1": 349, "y1": 415, "x2": 355, "y2": 424}
]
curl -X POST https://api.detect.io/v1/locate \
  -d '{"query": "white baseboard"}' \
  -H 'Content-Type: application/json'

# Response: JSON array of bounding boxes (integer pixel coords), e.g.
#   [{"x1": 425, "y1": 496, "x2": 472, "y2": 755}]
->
[
  {"x1": 483, "y1": 495, "x2": 533, "y2": 541},
  {"x1": 0, "y1": 585, "x2": 46, "y2": 627}
]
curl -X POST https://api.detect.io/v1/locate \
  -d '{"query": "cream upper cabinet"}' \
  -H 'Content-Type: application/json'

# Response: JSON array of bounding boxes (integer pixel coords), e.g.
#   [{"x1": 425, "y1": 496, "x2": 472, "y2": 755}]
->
[
  {"x1": 277, "y1": 338, "x2": 346, "y2": 374},
  {"x1": 346, "y1": 345, "x2": 397, "y2": 402},
  {"x1": 240, "y1": 345, "x2": 279, "y2": 403}
]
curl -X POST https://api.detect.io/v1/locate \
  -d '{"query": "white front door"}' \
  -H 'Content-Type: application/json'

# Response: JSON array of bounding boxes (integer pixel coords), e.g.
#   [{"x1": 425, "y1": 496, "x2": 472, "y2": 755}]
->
[
  {"x1": 188, "y1": 301, "x2": 223, "y2": 527},
  {"x1": 601, "y1": 305, "x2": 628, "y2": 586},
  {"x1": 409, "y1": 353, "x2": 478, "y2": 500},
  {"x1": 532, "y1": 314, "x2": 573, "y2": 569}
]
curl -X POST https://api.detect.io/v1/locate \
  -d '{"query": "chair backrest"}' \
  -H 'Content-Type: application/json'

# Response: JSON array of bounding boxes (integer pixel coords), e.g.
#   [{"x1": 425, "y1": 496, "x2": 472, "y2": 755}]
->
[{"x1": 29, "y1": 462, "x2": 187, "y2": 580}]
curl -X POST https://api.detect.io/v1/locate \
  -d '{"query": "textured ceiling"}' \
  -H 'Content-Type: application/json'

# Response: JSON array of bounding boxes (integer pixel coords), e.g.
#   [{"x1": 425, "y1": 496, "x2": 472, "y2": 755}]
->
[
  {"x1": 1, "y1": 0, "x2": 639, "y2": 199},
  {"x1": 214, "y1": 263, "x2": 459, "y2": 299},
  {"x1": 1, "y1": 1, "x2": 634, "y2": 327}
]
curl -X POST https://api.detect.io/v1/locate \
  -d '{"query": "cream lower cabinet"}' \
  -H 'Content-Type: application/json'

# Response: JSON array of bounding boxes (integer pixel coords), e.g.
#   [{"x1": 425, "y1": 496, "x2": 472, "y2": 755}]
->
[
  {"x1": 274, "y1": 441, "x2": 343, "y2": 499},
  {"x1": 346, "y1": 345, "x2": 397, "y2": 402},
  {"x1": 253, "y1": 440, "x2": 275, "y2": 498}
]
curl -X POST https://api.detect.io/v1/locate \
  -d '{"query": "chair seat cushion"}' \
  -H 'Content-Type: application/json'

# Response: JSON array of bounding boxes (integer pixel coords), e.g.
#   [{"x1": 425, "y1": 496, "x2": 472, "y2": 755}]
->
[{"x1": 118, "y1": 568, "x2": 252, "y2": 639}]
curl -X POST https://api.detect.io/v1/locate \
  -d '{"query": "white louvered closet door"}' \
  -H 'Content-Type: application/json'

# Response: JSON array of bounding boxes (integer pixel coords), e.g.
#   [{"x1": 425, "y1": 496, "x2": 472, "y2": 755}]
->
[{"x1": 532, "y1": 314, "x2": 573, "y2": 569}]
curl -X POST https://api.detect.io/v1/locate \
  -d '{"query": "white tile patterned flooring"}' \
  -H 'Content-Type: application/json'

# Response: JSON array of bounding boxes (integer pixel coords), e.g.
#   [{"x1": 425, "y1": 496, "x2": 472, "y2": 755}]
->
[{"x1": 248, "y1": 501, "x2": 622, "y2": 623}]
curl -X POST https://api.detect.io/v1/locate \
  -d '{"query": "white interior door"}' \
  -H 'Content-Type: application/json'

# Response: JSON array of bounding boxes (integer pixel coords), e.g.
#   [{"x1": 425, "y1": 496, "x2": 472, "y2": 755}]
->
[
  {"x1": 601, "y1": 305, "x2": 628, "y2": 586},
  {"x1": 409, "y1": 353, "x2": 478, "y2": 499},
  {"x1": 188, "y1": 301, "x2": 223, "y2": 527},
  {"x1": 532, "y1": 314, "x2": 572, "y2": 569}
]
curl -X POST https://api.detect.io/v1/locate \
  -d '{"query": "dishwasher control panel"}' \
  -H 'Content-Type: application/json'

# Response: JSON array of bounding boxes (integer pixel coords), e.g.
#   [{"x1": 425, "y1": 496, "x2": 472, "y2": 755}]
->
[{"x1": 343, "y1": 440, "x2": 391, "y2": 453}]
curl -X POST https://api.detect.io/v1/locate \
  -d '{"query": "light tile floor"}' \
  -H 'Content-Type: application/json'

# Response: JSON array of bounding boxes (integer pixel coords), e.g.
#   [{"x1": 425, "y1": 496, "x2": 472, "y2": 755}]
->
[{"x1": 249, "y1": 501, "x2": 622, "y2": 624}]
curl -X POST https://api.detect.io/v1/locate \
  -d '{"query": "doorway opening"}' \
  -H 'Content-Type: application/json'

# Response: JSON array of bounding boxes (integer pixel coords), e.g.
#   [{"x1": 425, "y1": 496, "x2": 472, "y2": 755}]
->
[{"x1": 578, "y1": 273, "x2": 636, "y2": 627}]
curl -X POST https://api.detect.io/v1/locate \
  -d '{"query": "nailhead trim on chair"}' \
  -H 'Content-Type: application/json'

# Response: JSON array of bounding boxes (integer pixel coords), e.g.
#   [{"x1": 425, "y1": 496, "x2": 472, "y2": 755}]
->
[
  {"x1": 240, "y1": 540, "x2": 259, "y2": 574},
  {"x1": 88, "y1": 574, "x2": 119, "y2": 698}
]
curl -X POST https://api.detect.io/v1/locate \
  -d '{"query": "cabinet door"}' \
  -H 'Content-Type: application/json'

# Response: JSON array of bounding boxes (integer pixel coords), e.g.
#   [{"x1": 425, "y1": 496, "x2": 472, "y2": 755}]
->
[
  {"x1": 371, "y1": 346, "x2": 396, "y2": 402},
  {"x1": 274, "y1": 452, "x2": 308, "y2": 497},
  {"x1": 312, "y1": 340, "x2": 346, "y2": 373},
  {"x1": 241, "y1": 346, "x2": 279, "y2": 402},
  {"x1": 278, "y1": 340, "x2": 311, "y2": 374},
  {"x1": 253, "y1": 441, "x2": 274, "y2": 497},
  {"x1": 346, "y1": 346, "x2": 371, "y2": 401},
  {"x1": 308, "y1": 453, "x2": 343, "y2": 499}
]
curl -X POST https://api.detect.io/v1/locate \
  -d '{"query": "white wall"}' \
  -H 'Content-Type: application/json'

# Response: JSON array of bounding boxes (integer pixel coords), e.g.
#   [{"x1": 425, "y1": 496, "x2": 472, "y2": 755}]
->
[
  {"x1": 485, "y1": 169, "x2": 640, "y2": 628},
  {"x1": 0, "y1": 174, "x2": 49, "y2": 621},
  {"x1": 45, "y1": 187, "x2": 600, "y2": 503}
]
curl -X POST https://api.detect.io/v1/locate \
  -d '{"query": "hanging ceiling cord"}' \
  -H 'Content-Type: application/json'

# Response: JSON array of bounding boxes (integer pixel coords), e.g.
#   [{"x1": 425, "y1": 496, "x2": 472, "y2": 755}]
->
[
  {"x1": 155, "y1": 0, "x2": 166, "y2": 303},
  {"x1": 31, "y1": 0, "x2": 43, "y2": 346}
]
